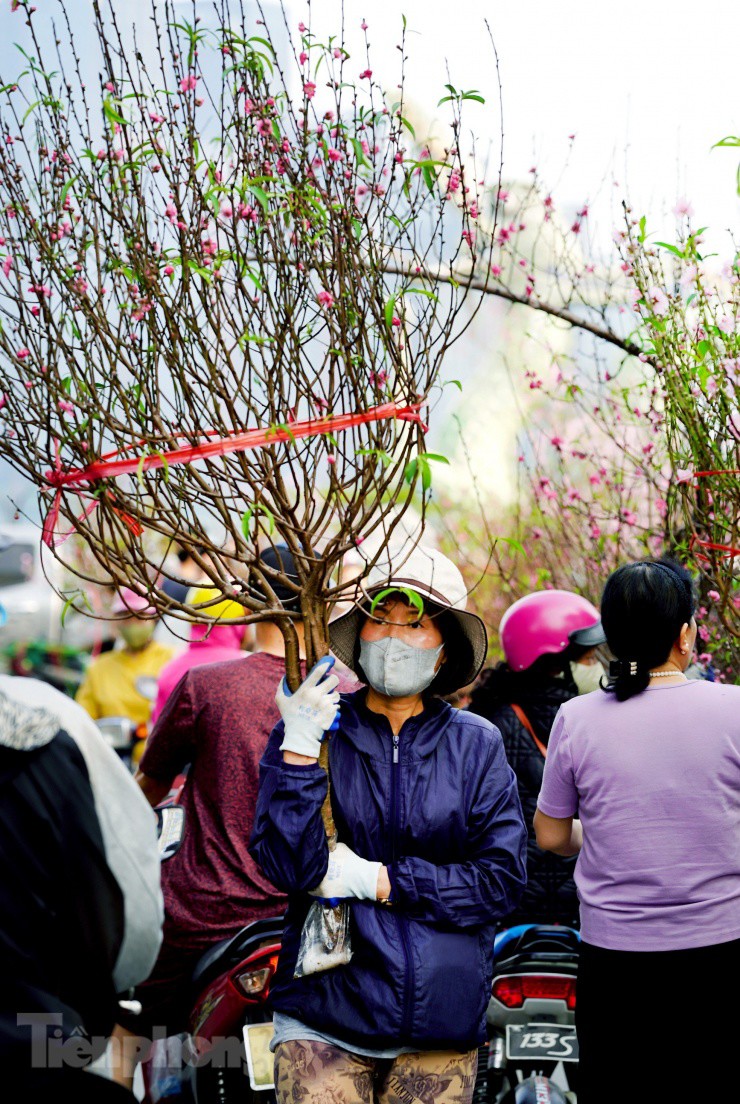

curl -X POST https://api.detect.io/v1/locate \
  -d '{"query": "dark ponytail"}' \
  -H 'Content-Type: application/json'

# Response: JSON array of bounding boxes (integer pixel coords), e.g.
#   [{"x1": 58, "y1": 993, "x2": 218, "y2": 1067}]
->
[{"x1": 600, "y1": 557, "x2": 695, "y2": 701}]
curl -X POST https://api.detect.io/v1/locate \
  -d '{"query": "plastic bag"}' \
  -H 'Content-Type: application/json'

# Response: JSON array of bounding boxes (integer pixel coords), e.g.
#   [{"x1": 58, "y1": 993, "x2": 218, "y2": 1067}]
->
[{"x1": 294, "y1": 899, "x2": 353, "y2": 978}]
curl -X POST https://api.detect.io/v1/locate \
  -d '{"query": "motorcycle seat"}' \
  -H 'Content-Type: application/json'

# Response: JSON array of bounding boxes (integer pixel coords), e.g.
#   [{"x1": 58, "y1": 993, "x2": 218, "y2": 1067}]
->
[{"x1": 190, "y1": 916, "x2": 284, "y2": 995}]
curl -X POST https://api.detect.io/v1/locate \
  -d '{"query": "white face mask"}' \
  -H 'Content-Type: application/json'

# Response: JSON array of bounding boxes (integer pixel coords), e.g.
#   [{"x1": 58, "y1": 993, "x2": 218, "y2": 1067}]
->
[
  {"x1": 570, "y1": 660, "x2": 606, "y2": 695},
  {"x1": 359, "y1": 637, "x2": 443, "y2": 698}
]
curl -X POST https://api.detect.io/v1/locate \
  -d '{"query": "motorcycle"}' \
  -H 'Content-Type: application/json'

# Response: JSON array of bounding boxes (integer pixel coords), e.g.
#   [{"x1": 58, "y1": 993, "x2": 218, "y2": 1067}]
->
[
  {"x1": 97, "y1": 715, "x2": 150, "y2": 772},
  {"x1": 137, "y1": 772, "x2": 283, "y2": 1103},
  {"x1": 139, "y1": 916, "x2": 283, "y2": 1104},
  {"x1": 474, "y1": 924, "x2": 580, "y2": 1104}
]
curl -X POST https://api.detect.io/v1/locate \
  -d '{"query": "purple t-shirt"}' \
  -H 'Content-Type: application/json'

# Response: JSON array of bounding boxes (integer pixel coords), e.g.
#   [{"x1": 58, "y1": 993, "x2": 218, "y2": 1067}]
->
[{"x1": 538, "y1": 680, "x2": 740, "y2": 951}]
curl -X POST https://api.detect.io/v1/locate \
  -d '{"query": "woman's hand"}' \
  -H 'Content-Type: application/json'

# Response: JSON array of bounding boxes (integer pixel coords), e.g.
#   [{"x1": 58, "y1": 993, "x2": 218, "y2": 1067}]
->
[
  {"x1": 309, "y1": 842, "x2": 382, "y2": 901},
  {"x1": 376, "y1": 865, "x2": 392, "y2": 903},
  {"x1": 277, "y1": 656, "x2": 340, "y2": 761}
]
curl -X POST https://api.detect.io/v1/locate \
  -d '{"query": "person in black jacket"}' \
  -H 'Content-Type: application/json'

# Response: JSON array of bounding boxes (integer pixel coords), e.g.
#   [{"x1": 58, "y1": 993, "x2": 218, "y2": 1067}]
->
[
  {"x1": 467, "y1": 589, "x2": 606, "y2": 928},
  {"x1": 0, "y1": 679, "x2": 141, "y2": 1100}
]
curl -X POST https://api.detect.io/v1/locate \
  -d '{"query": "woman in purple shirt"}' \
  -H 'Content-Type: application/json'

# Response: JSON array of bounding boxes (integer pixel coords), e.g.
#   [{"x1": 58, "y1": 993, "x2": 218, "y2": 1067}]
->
[{"x1": 534, "y1": 557, "x2": 740, "y2": 1103}]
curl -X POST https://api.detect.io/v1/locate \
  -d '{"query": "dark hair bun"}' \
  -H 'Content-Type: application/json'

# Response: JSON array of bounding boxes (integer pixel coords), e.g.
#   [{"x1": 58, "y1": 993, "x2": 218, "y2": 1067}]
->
[{"x1": 601, "y1": 558, "x2": 695, "y2": 701}]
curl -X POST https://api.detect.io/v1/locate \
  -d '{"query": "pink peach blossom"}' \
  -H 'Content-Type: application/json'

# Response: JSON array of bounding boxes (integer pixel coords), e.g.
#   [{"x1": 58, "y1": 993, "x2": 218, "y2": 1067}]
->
[
  {"x1": 673, "y1": 197, "x2": 694, "y2": 218},
  {"x1": 647, "y1": 286, "x2": 669, "y2": 316}
]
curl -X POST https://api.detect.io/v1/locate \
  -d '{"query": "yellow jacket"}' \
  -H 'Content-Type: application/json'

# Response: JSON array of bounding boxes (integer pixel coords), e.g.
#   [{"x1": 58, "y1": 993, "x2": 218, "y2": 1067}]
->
[{"x1": 75, "y1": 641, "x2": 176, "y2": 724}]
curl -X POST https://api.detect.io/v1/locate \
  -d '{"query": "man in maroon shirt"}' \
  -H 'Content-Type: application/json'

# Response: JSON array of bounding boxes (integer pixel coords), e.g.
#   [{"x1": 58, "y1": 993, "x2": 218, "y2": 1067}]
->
[{"x1": 111, "y1": 546, "x2": 357, "y2": 1089}]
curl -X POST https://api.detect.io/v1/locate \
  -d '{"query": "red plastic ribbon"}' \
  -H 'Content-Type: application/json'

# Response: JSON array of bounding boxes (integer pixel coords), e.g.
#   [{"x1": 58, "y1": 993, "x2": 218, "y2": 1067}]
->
[
  {"x1": 42, "y1": 402, "x2": 423, "y2": 548},
  {"x1": 680, "y1": 469, "x2": 740, "y2": 560}
]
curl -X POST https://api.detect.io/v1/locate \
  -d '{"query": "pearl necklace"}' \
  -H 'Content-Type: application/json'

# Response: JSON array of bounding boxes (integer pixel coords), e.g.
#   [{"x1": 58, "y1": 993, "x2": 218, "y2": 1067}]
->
[{"x1": 648, "y1": 670, "x2": 687, "y2": 679}]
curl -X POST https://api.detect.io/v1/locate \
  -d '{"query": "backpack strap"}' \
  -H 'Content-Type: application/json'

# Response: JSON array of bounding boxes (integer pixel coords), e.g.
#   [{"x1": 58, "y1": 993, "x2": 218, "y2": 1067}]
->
[{"x1": 510, "y1": 703, "x2": 547, "y2": 759}]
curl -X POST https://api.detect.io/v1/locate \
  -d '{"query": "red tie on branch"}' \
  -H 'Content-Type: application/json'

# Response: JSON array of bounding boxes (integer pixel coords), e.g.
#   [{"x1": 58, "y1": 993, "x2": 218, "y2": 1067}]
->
[
  {"x1": 42, "y1": 402, "x2": 425, "y2": 548},
  {"x1": 680, "y1": 468, "x2": 740, "y2": 560}
]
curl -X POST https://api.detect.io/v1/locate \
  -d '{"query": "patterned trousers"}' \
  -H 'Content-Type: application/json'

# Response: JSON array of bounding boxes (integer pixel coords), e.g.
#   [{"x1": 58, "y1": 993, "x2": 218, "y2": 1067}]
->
[{"x1": 274, "y1": 1040, "x2": 478, "y2": 1104}]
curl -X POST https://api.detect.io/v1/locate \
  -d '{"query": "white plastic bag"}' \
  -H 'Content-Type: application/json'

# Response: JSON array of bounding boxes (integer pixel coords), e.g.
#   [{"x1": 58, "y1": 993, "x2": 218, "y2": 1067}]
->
[{"x1": 294, "y1": 899, "x2": 352, "y2": 978}]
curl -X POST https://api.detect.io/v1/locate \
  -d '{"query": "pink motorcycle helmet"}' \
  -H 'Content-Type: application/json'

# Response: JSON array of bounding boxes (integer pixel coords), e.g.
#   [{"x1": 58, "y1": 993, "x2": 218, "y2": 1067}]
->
[{"x1": 499, "y1": 590, "x2": 606, "y2": 672}]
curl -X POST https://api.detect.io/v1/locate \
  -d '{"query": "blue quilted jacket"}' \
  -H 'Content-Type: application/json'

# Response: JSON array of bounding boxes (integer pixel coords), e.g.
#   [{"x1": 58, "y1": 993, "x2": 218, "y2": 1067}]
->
[{"x1": 249, "y1": 691, "x2": 527, "y2": 1051}]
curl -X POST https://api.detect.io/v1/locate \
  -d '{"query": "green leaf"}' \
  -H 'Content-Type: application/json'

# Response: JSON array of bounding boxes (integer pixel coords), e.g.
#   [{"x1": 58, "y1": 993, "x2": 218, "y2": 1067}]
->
[
  {"x1": 356, "y1": 447, "x2": 392, "y2": 467},
  {"x1": 60, "y1": 591, "x2": 91, "y2": 627},
  {"x1": 444, "y1": 379, "x2": 463, "y2": 392},
  {"x1": 406, "y1": 287, "x2": 438, "y2": 302},
  {"x1": 247, "y1": 184, "x2": 269, "y2": 212},
  {"x1": 21, "y1": 98, "x2": 41, "y2": 123},
  {"x1": 419, "y1": 457, "x2": 432, "y2": 490},
  {"x1": 420, "y1": 452, "x2": 449, "y2": 464},
  {"x1": 265, "y1": 422, "x2": 297, "y2": 446},
  {"x1": 499, "y1": 536, "x2": 525, "y2": 556},
  {"x1": 186, "y1": 259, "x2": 213, "y2": 281},
  {"x1": 153, "y1": 452, "x2": 169, "y2": 484},
  {"x1": 350, "y1": 137, "x2": 368, "y2": 167},
  {"x1": 403, "y1": 457, "x2": 418, "y2": 484},
  {"x1": 384, "y1": 294, "x2": 397, "y2": 329},
  {"x1": 241, "y1": 503, "x2": 275, "y2": 539},
  {"x1": 103, "y1": 97, "x2": 127, "y2": 127},
  {"x1": 58, "y1": 175, "x2": 77, "y2": 211},
  {"x1": 655, "y1": 241, "x2": 684, "y2": 258},
  {"x1": 248, "y1": 36, "x2": 277, "y2": 58},
  {"x1": 712, "y1": 135, "x2": 740, "y2": 148},
  {"x1": 370, "y1": 586, "x2": 425, "y2": 618},
  {"x1": 638, "y1": 215, "x2": 647, "y2": 243},
  {"x1": 238, "y1": 331, "x2": 273, "y2": 347},
  {"x1": 397, "y1": 114, "x2": 415, "y2": 138}
]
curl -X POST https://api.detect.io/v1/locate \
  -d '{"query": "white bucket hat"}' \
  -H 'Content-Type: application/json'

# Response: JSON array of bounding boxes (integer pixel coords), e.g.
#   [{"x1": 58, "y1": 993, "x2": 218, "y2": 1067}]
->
[{"x1": 329, "y1": 545, "x2": 488, "y2": 694}]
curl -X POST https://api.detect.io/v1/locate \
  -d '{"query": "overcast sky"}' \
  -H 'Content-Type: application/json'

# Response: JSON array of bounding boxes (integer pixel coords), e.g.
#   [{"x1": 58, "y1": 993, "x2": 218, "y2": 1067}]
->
[
  {"x1": 299, "y1": 0, "x2": 740, "y2": 259},
  {"x1": 1, "y1": 0, "x2": 737, "y2": 253}
]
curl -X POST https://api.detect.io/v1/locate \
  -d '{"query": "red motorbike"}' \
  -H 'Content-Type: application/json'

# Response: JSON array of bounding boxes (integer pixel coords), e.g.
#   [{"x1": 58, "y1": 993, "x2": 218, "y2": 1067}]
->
[
  {"x1": 140, "y1": 778, "x2": 283, "y2": 1103},
  {"x1": 139, "y1": 916, "x2": 283, "y2": 1103}
]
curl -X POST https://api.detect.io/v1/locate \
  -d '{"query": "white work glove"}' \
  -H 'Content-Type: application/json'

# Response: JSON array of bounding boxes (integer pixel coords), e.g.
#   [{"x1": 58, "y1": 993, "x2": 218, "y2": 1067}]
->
[
  {"x1": 309, "y1": 842, "x2": 382, "y2": 902},
  {"x1": 277, "y1": 655, "x2": 341, "y2": 759}
]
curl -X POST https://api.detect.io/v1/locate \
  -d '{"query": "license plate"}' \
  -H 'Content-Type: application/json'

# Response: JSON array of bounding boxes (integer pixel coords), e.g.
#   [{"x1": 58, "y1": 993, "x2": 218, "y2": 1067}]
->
[
  {"x1": 242, "y1": 1022, "x2": 276, "y2": 1091},
  {"x1": 505, "y1": 1023, "x2": 579, "y2": 1062}
]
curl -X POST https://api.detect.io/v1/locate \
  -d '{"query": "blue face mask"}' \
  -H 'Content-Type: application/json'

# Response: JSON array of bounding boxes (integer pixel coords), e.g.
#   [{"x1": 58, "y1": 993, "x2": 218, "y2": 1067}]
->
[{"x1": 359, "y1": 637, "x2": 443, "y2": 698}]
